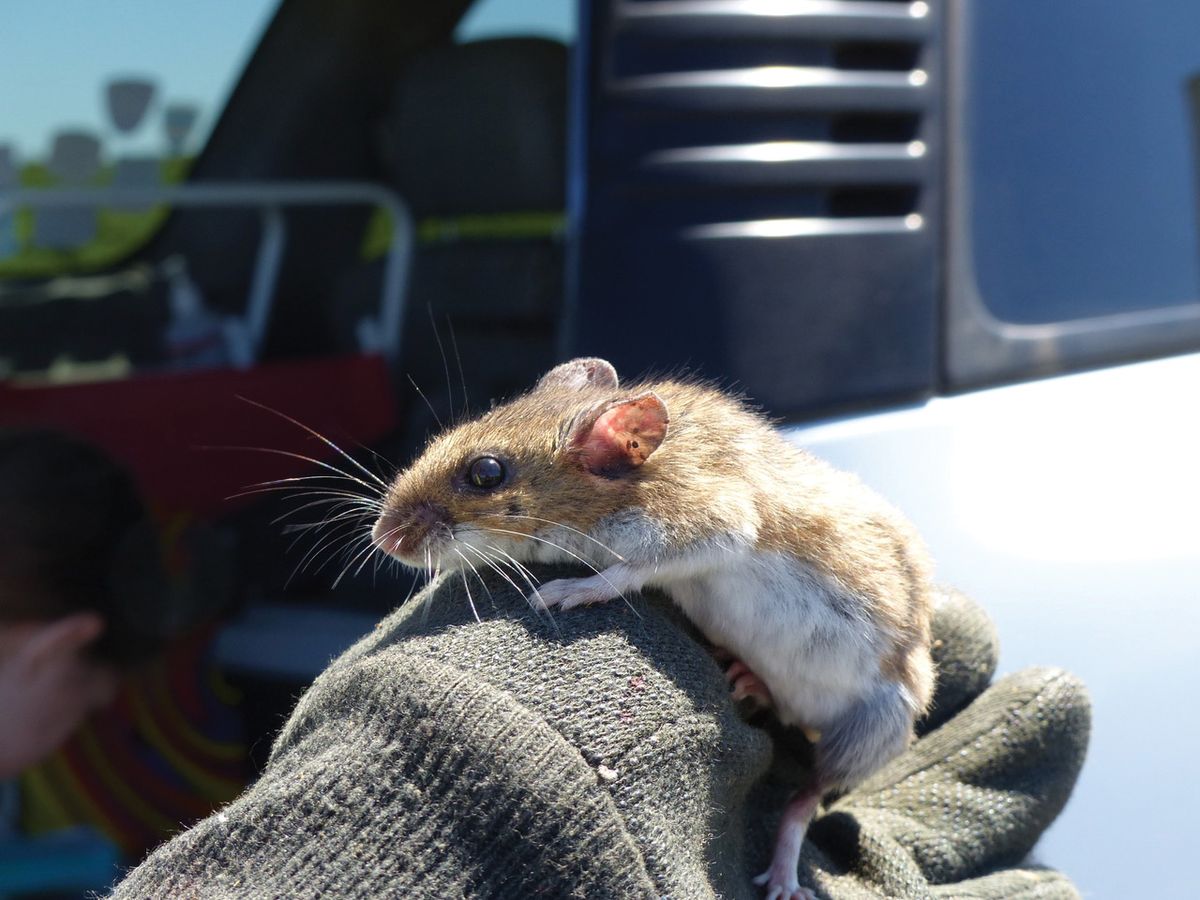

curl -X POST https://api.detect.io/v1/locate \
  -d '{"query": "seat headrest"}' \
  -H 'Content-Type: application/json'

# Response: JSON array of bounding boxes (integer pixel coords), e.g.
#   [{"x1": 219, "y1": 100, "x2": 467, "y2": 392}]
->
[{"x1": 378, "y1": 37, "x2": 568, "y2": 217}]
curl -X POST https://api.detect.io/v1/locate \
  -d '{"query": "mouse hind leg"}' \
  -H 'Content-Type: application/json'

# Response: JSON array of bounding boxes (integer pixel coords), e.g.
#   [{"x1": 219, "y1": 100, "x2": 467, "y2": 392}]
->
[
  {"x1": 816, "y1": 677, "x2": 917, "y2": 790},
  {"x1": 754, "y1": 785, "x2": 822, "y2": 900},
  {"x1": 756, "y1": 679, "x2": 916, "y2": 899}
]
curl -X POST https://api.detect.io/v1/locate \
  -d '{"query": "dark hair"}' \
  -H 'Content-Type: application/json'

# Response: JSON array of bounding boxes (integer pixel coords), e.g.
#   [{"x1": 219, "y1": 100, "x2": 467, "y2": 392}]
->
[{"x1": 0, "y1": 429, "x2": 168, "y2": 663}]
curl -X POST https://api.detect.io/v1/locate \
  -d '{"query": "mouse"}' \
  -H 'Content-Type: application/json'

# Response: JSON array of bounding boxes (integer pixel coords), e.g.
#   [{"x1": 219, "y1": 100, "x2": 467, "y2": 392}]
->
[{"x1": 371, "y1": 357, "x2": 935, "y2": 900}]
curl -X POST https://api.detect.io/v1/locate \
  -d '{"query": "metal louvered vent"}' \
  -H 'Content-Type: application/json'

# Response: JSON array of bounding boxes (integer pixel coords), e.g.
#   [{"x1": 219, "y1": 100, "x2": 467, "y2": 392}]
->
[
  {"x1": 600, "y1": 0, "x2": 935, "y2": 232},
  {"x1": 571, "y1": 0, "x2": 943, "y2": 419}
]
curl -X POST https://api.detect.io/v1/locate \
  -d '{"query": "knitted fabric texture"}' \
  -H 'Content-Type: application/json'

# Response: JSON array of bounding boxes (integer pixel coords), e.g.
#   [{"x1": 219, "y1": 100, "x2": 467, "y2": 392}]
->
[{"x1": 109, "y1": 573, "x2": 1090, "y2": 899}]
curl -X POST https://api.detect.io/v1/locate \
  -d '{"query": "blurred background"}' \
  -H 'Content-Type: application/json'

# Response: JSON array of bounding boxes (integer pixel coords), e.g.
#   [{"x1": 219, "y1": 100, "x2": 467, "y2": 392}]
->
[{"x1": 1, "y1": 0, "x2": 1197, "y2": 896}]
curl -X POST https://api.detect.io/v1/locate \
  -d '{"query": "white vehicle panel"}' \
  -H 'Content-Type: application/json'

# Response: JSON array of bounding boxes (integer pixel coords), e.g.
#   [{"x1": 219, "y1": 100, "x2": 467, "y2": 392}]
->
[{"x1": 786, "y1": 352, "x2": 1200, "y2": 900}]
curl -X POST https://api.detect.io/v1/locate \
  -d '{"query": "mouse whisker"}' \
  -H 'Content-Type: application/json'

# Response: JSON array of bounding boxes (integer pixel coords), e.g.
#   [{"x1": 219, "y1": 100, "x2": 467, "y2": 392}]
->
[
  {"x1": 456, "y1": 540, "x2": 549, "y2": 624},
  {"x1": 286, "y1": 513, "x2": 359, "y2": 558},
  {"x1": 306, "y1": 515, "x2": 373, "y2": 566},
  {"x1": 481, "y1": 544, "x2": 543, "y2": 595},
  {"x1": 450, "y1": 549, "x2": 483, "y2": 623},
  {"x1": 347, "y1": 439, "x2": 399, "y2": 487},
  {"x1": 235, "y1": 471, "x2": 385, "y2": 493},
  {"x1": 255, "y1": 485, "x2": 382, "y2": 504},
  {"x1": 495, "y1": 514, "x2": 625, "y2": 561},
  {"x1": 432, "y1": 554, "x2": 451, "y2": 624},
  {"x1": 280, "y1": 509, "x2": 382, "y2": 533},
  {"x1": 445, "y1": 314, "x2": 470, "y2": 421},
  {"x1": 395, "y1": 565, "x2": 422, "y2": 602},
  {"x1": 476, "y1": 541, "x2": 549, "y2": 607},
  {"x1": 209, "y1": 444, "x2": 383, "y2": 495},
  {"x1": 278, "y1": 493, "x2": 381, "y2": 515},
  {"x1": 277, "y1": 508, "x2": 379, "y2": 543},
  {"x1": 299, "y1": 508, "x2": 391, "y2": 575},
  {"x1": 474, "y1": 543, "x2": 567, "y2": 629},
  {"x1": 475, "y1": 547, "x2": 563, "y2": 633},
  {"x1": 426, "y1": 304, "x2": 458, "y2": 425},
  {"x1": 481, "y1": 529, "x2": 636, "y2": 612},
  {"x1": 470, "y1": 542, "x2": 547, "y2": 614},
  {"x1": 335, "y1": 532, "x2": 385, "y2": 587},
  {"x1": 449, "y1": 544, "x2": 494, "y2": 605},
  {"x1": 327, "y1": 534, "x2": 370, "y2": 584},
  {"x1": 234, "y1": 396, "x2": 392, "y2": 490},
  {"x1": 458, "y1": 542, "x2": 548, "y2": 619},
  {"x1": 481, "y1": 526, "x2": 611, "y2": 581},
  {"x1": 285, "y1": 519, "x2": 366, "y2": 587},
  {"x1": 226, "y1": 484, "x2": 383, "y2": 508},
  {"x1": 406, "y1": 374, "x2": 445, "y2": 431},
  {"x1": 280, "y1": 515, "x2": 371, "y2": 538},
  {"x1": 416, "y1": 579, "x2": 436, "y2": 627},
  {"x1": 271, "y1": 496, "x2": 382, "y2": 528}
]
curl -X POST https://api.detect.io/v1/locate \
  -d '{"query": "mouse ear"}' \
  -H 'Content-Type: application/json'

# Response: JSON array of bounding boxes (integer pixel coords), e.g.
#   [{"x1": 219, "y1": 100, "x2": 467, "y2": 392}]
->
[
  {"x1": 537, "y1": 358, "x2": 619, "y2": 391},
  {"x1": 568, "y1": 392, "x2": 668, "y2": 476}
]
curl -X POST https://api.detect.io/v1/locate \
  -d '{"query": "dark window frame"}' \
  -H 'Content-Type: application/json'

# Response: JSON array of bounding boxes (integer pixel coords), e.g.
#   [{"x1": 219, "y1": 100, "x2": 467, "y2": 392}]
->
[{"x1": 942, "y1": 0, "x2": 1200, "y2": 390}]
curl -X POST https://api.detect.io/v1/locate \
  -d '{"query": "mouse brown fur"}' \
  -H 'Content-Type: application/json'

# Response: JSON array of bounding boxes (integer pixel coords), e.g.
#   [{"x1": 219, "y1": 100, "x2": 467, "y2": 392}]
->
[{"x1": 373, "y1": 358, "x2": 934, "y2": 900}]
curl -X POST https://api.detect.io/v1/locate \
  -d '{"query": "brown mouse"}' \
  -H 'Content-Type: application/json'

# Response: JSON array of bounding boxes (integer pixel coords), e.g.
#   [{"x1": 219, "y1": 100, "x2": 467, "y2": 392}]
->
[{"x1": 372, "y1": 357, "x2": 935, "y2": 900}]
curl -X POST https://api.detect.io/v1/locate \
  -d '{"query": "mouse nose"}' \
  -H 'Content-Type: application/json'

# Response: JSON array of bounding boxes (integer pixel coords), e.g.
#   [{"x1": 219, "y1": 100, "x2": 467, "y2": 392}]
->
[
  {"x1": 371, "y1": 513, "x2": 406, "y2": 555},
  {"x1": 372, "y1": 504, "x2": 450, "y2": 559}
]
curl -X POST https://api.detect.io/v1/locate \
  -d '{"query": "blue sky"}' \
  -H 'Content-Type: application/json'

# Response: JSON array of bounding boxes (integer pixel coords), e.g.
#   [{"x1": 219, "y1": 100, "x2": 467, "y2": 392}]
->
[
  {"x1": 457, "y1": 0, "x2": 574, "y2": 44},
  {"x1": 3, "y1": 1, "x2": 279, "y2": 162},
  {"x1": 2, "y1": 0, "x2": 574, "y2": 165}
]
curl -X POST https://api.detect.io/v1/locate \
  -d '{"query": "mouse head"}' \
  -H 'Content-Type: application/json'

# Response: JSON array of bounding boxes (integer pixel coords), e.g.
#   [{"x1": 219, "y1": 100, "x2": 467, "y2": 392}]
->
[{"x1": 372, "y1": 358, "x2": 669, "y2": 570}]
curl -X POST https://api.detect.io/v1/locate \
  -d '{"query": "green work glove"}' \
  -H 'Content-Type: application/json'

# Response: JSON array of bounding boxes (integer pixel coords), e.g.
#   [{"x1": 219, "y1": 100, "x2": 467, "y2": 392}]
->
[
  {"x1": 764, "y1": 586, "x2": 1089, "y2": 898},
  {"x1": 109, "y1": 571, "x2": 1088, "y2": 899}
]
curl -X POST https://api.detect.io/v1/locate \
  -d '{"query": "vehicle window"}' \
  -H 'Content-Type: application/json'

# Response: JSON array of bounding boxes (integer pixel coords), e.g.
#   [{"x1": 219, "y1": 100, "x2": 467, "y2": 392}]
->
[
  {"x1": 967, "y1": 2, "x2": 1200, "y2": 325},
  {"x1": 454, "y1": 0, "x2": 575, "y2": 43},
  {"x1": 0, "y1": 0, "x2": 279, "y2": 279}
]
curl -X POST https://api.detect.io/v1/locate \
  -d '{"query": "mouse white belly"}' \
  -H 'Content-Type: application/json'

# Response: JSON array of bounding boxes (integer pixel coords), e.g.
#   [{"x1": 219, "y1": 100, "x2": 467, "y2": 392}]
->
[
  {"x1": 647, "y1": 551, "x2": 883, "y2": 729},
  {"x1": 521, "y1": 511, "x2": 891, "y2": 729}
]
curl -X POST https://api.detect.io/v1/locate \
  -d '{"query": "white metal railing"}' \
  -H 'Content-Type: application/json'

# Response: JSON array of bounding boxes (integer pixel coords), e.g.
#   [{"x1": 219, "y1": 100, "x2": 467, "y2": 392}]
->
[{"x1": 0, "y1": 182, "x2": 413, "y2": 365}]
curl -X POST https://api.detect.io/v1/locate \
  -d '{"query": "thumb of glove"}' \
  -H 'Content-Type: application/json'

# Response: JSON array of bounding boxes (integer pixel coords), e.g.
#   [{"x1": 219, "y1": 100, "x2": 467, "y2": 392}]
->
[{"x1": 931, "y1": 866, "x2": 1081, "y2": 900}]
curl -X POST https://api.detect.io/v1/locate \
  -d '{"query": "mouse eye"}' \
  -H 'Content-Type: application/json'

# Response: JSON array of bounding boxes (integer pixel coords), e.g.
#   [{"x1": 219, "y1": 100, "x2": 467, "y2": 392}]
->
[{"x1": 468, "y1": 456, "x2": 506, "y2": 490}]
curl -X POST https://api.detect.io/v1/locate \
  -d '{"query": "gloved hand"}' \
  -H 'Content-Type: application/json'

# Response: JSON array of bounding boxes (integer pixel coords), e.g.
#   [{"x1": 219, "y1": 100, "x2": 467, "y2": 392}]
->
[
  {"x1": 109, "y1": 572, "x2": 1088, "y2": 899},
  {"x1": 771, "y1": 587, "x2": 1089, "y2": 898}
]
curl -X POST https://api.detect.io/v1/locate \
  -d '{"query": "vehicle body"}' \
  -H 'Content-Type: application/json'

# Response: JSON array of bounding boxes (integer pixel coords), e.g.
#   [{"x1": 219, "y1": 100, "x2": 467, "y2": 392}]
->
[
  {"x1": 568, "y1": 5, "x2": 1200, "y2": 894},
  {"x1": 3, "y1": 1, "x2": 1197, "y2": 897}
]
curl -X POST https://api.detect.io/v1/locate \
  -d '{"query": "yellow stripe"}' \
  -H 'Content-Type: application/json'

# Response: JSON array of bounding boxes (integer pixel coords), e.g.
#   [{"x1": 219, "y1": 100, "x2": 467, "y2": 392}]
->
[
  {"x1": 361, "y1": 208, "x2": 565, "y2": 260},
  {"x1": 19, "y1": 765, "x2": 77, "y2": 834},
  {"x1": 45, "y1": 753, "x2": 106, "y2": 826},
  {"x1": 417, "y1": 210, "x2": 566, "y2": 243},
  {"x1": 74, "y1": 726, "x2": 177, "y2": 833},
  {"x1": 161, "y1": 512, "x2": 191, "y2": 577},
  {"x1": 22, "y1": 750, "x2": 137, "y2": 850},
  {"x1": 149, "y1": 667, "x2": 244, "y2": 761},
  {"x1": 208, "y1": 663, "x2": 243, "y2": 706},
  {"x1": 130, "y1": 688, "x2": 243, "y2": 799}
]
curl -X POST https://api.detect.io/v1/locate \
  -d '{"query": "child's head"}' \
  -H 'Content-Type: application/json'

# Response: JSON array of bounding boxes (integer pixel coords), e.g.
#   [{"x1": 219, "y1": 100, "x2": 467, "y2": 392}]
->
[{"x1": 0, "y1": 429, "x2": 168, "y2": 663}]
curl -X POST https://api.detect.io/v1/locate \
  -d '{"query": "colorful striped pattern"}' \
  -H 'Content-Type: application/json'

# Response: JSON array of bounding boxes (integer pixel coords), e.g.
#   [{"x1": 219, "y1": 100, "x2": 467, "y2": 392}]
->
[{"x1": 19, "y1": 626, "x2": 247, "y2": 859}]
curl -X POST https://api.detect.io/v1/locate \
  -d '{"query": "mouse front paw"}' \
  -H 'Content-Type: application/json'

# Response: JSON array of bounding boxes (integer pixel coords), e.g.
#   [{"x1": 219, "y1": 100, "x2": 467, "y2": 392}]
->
[
  {"x1": 534, "y1": 576, "x2": 617, "y2": 611},
  {"x1": 752, "y1": 869, "x2": 816, "y2": 900}
]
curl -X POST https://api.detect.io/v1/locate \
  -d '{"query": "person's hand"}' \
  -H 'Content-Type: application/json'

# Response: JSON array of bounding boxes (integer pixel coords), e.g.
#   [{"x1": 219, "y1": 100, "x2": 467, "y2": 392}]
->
[
  {"x1": 0, "y1": 613, "x2": 119, "y2": 778},
  {"x1": 780, "y1": 588, "x2": 1091, "y2": 898}
]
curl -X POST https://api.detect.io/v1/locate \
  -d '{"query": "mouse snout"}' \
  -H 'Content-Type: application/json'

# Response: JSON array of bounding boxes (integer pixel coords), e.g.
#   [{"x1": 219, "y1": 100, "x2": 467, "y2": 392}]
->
[{"x1": 372, "y1": 503, "x2": 451, "y2": 560}]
